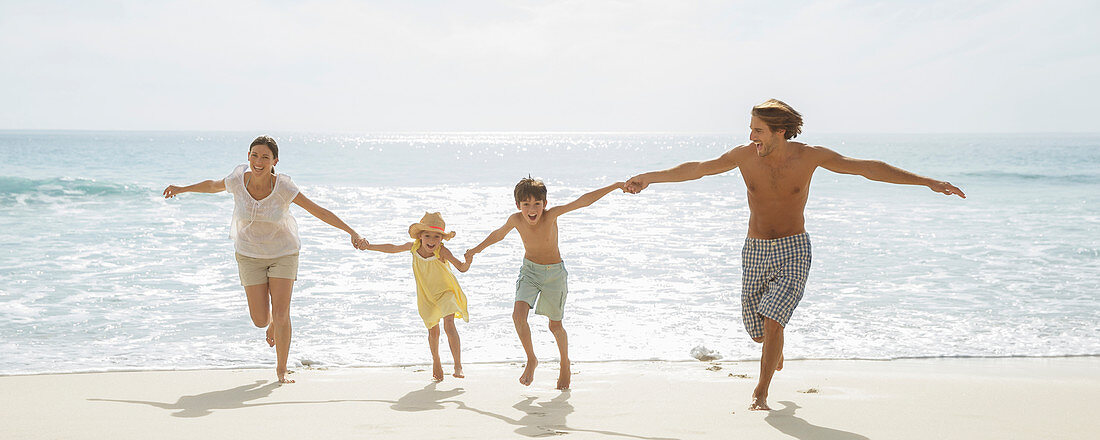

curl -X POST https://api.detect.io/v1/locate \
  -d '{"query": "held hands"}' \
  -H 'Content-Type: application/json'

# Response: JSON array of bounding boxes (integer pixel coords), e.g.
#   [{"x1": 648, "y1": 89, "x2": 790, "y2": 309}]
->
[
  {"x1": 929, "y1": 181, "x2": 966, "y2": 199},
  {"x1": 463, "y1": 249, "x2": 476, "y2": 265},
  {"x1": 351, "y1": 234, "x2": 369, "y2": 250},
  {"x1": 623, "y1": 175, "x2": 648, "y2": 194}
]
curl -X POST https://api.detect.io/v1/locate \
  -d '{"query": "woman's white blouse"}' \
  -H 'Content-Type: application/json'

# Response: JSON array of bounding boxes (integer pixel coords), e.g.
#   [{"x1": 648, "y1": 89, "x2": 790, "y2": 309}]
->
[{"x1": 224, "y1": 164, "x2": 301, "y2": 258}]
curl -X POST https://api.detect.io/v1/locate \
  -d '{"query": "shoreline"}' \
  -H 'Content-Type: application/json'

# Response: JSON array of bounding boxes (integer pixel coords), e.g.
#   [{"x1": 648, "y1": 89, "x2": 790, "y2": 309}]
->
[
  {"x1": 3, "y1": 353, "x2": 1097, "y2": 378},
  {"x1": 3, "y1": 357, "x2": 1097, "y2": 439}
]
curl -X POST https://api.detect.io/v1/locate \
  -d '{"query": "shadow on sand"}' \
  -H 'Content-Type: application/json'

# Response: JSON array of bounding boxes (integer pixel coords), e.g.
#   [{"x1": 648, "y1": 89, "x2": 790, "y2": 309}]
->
[
  {"x1": 90, "y1": 380, "x2": 673, "y2": 438},
  {"x1": 454, "y1": 391, "x2": 678, "y2": 440},
  {"x1": 765, "y1": 401, "x2": 870, "y2": 440},
  {"x1": 89, "y1": 380, "x2": 391, "y2": 418}
]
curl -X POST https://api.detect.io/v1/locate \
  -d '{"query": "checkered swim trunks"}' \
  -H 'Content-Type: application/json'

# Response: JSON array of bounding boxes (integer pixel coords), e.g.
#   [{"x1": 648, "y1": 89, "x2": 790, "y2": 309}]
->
[{"x1": 741, "y1": 233, "x2": 812, "y2": 339}]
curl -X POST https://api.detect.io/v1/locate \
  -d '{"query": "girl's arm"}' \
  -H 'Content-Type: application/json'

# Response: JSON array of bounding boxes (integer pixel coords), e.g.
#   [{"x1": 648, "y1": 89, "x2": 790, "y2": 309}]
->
[
  {"x1": 440, "y1": 245, "x2": 470, "y2": 272},
  {"x1": 364, "y1": 242, "x2": 414, "y2": 253},
  {"x1": 463, "y1": 215, "x2": 517, "y2": 262},
  {"x1": 291, "y1": 192, "x2": 366, "y2": 249},
  {"x1": 163, "y1": 179, "x2": 226, "y2": 198}
]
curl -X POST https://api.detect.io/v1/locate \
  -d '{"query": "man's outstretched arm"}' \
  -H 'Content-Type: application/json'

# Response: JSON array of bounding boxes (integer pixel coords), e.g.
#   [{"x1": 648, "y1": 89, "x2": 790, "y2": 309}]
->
[
  {"x1": 625, "y1": 147, "x2": 743, "y2": 193},
  {"x1": 817, "y1": 147, "x2": 966, "y2": 198}
]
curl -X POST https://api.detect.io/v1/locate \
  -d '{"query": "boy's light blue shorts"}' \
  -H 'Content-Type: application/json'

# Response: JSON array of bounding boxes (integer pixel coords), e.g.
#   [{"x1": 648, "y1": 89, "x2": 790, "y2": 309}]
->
[
  {"x1": 515, "y1": 259, "x2": 569, "y2": 321},
  {"x1": 741, "y1": 233, "x2": 812, "y2": 339}
]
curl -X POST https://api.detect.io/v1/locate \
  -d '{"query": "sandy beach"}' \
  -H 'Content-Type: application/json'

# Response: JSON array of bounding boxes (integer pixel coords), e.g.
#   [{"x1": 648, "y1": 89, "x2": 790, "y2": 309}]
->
[{"x1": 2, "y1": 357, "x2": 1096, "y2": 439}]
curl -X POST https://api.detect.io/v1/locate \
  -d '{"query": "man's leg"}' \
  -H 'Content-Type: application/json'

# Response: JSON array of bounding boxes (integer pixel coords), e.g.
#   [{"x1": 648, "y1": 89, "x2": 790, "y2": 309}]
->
[
  {"x1": 548, "y1": 320, "x2": 570, "y2": 390},
  {"x1": 512, "y1": 301, "x2": 537, "y2": 386},
  {"x1": 750, "y1": 317, "x2": 784, "y2": 411}
]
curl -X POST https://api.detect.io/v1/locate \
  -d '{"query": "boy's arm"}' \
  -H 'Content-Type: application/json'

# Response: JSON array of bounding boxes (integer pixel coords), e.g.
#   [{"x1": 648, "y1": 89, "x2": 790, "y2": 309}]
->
[
  {"x1": 364, "y1": 242, "x2": 414, "y2": 253},
  {"x1": 163, "y1": 179, "x2": 226, "y2": 198},
  {"x1": 816, "y1": 146, "x2": 966, "y2": 198},
  {"x1": 464, "y1": 216, "x2": 517, "y2": 261},
  {"x1": 440, "y1": 245, "x2": 470, "y2": 272},
  {"x1": 625, "y1": 147, "x2": 743, "y2": 193},
  {"x1": 548, "y1": 181, "x2": 624, "y2": 217}
]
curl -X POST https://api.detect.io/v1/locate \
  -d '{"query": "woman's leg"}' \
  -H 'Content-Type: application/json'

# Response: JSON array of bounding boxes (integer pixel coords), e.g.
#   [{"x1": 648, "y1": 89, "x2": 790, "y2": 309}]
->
[
  {"x1": 243, "y1": 283, "x2": 275, "y2": 346},
  {"x1": 268, "y1": 277, "x2": 295, "y2": 383},
  {"x1": 442, "y1": 315, "x2": 463, "y2": 378}
]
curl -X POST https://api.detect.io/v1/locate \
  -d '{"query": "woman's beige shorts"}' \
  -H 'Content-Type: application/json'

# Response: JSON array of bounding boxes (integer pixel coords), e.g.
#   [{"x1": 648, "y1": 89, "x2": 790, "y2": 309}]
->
[{"x1": 235, "y1": 253, "x2": 299, "y2": 286}]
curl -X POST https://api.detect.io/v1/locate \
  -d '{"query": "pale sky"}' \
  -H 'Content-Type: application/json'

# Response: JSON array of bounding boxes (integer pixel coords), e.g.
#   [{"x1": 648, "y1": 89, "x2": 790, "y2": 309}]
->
[{"x1": 1, "y1": 0, "x2": 1097, "y2": 133}]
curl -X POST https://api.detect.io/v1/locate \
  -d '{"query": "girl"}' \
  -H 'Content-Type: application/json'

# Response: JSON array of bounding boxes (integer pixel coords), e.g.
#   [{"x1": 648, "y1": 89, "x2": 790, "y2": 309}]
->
[
  {"x1": 363, "y1": 212, "x2": 471, "y2": 381},
  {"x1": 164, "y1": 135, "x2": 367, "y2": 383}
]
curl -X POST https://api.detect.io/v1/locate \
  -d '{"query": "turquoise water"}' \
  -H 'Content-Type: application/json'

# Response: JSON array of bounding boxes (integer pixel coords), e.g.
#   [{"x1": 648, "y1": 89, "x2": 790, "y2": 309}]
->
[{"x1": 1, "y1": 131, "x2": 1098, "y2": 374}]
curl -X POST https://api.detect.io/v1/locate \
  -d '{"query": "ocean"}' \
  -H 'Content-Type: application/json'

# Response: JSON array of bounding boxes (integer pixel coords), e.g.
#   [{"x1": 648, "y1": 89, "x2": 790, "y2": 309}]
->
[{"x1": 1, "y1": 131, "x2": 1098, "y2": 375}]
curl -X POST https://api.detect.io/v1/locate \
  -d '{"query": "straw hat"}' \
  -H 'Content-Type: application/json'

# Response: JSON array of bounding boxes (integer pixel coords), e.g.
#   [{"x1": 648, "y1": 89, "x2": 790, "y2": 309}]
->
[{"x1": 408, "y1": 212, "x2": 456, "y2": 240}]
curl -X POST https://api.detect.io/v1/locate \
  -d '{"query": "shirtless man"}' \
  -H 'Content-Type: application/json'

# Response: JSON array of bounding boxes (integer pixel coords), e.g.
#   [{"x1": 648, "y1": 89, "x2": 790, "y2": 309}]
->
[{"x1": 624, "y1": 99, "x2": 965, "y2": 410}]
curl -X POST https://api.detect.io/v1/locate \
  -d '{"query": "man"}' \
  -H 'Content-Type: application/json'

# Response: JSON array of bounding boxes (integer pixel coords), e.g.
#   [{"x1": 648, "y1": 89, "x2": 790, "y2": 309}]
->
[{"x1": 624, "y1": 99, "x2": 965, "y2": 410}]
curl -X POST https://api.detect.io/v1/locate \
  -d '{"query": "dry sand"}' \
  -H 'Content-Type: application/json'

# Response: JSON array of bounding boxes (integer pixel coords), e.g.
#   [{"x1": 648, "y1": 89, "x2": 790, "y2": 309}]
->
[{"x1": 2, "y1": 357, "x2": 1097, "y2": 439}]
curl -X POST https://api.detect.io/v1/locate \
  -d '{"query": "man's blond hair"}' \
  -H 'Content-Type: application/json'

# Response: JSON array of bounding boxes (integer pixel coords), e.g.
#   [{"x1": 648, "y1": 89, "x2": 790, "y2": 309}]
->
[{"x1": 752, "y1": 99, "x2": 803, "y2": 140}]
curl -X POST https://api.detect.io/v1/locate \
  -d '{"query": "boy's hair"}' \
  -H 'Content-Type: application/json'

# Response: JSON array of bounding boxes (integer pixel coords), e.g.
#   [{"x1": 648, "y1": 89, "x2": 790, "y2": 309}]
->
[
  {"x1": 751, "y1": 99, "x2": 803, "y2": 140},
  {"x1": 514, "y1": 177, "x2": 547, "y2": 204}
]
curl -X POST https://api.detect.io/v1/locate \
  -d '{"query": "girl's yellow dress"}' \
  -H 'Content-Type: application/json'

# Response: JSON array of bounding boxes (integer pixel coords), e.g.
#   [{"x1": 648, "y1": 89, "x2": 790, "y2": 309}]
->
[{"x1": 411, "y1": 239, "x2": 469, "y2": 328}]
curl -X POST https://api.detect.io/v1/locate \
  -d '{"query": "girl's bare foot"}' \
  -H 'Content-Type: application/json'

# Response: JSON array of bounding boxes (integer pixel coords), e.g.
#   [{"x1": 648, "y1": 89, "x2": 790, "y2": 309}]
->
[
  {"x1": 519, "y1": 359, "x2": 537, "y2": 386},
  {"x1": 556, "y1": 362, "x2": 571, "y2": 390},
  {"x1": 265, "y1": 325, "x2": 275, "y2": 347},
  {"x1": 432, "y1": 361, "x2": 444, "y2": 382},
  {"x1": 452, "y1": 365, "x2": 465, "y2": 378}
]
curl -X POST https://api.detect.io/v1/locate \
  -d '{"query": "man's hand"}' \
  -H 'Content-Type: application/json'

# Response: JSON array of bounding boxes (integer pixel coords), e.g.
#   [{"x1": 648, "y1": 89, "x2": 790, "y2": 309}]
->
[
  {"x1": 624, "y1": 175, "x2": 649, "y2": 194},
  {"x1": 929, "y1": 181, "x2": 966, "y2": 198}
]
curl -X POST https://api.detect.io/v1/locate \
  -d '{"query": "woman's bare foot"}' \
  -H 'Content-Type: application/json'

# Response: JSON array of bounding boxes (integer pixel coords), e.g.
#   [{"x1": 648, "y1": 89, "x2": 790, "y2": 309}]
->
[
  {"x1": 432, "y1": 361, "x2": 445, "y2": 382},
  {"x1": 749, "y1": 391, "x2": 770, "y2": 411},
  {"x1": 276, "y1": 368, "x2": 295, "y2": 384},
  {"x1": 519, "y1": 359, "x2": 538, "y2": 386},
  {"x1": 265, "y1": 325, "x2": 275, "y2": 347},
  {"x1": 556, "y1": 362, "x2": 571, "y2": 390},
  {"x1": 452, "y1": 365, "x2": 465, "y2": 378}
]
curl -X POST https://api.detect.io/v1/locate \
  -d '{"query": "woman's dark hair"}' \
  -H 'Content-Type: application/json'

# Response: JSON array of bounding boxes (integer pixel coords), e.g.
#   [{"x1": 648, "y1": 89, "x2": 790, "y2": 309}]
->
[{"x1": 249, "y1": 135, "x2": 279, "y2": 174}]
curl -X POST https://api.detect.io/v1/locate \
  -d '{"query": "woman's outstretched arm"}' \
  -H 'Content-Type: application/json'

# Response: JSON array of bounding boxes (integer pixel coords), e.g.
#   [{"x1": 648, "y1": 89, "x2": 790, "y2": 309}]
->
[
  {"x1": 292, "y1": 192, "x2": 366, "y2": 249},
  {"x1": 163, "y1": 179, "x2": 226, "y2": 198}
]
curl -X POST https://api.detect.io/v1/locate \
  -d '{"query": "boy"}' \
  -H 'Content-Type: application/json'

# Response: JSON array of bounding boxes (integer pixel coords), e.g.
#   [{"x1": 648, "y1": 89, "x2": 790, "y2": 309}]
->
[{"x1": 465, "y1": 177, "x2": 623, "y2": 390}]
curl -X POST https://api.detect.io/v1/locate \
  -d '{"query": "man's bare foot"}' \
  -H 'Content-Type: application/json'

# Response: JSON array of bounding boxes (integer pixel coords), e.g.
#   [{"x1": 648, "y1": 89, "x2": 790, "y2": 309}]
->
[
  {"x1": 556, "y1": 362, "x2": 571, "y2": 390},
  {"x1": 265, "y1": 325, "x2": 275, "y2": 347},
  {"x1": 453, "y1": 365, "x2": 465, "y2": 378},
  {"x1": 432, "y1": 361, "x2": 444, "y2": 382},
  {"x1": 276, "y1": 368, "x2": 295, "y2": 384},
  {"x1": 519, "y1": 359, "x2": 537, "y2": 386},
  {"x1": 776, "y1": 353, "x2": 784, "y2": 371}
]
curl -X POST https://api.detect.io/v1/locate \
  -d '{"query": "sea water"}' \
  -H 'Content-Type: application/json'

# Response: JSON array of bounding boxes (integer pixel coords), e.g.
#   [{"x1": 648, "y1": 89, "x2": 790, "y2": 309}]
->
[{"x1": 1, "y1": 131, "x2": 1098, "y2": 375}]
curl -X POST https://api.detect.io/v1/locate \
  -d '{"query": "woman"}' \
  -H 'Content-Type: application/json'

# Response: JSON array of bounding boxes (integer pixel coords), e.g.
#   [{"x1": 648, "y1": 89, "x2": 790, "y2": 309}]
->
[{"x1": 164, "y1": 135, "x2": 367, "y2": 383}]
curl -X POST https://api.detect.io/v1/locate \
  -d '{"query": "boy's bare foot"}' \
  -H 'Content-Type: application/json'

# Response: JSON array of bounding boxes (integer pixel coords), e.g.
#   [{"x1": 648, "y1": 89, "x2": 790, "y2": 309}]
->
[
  {"x1": 276, "y1": 368, "x2": 295, "y2": 384},
  {"x1": 556, "y1": 362, "x2": 571, "y2": 390},
  {"x1": 749, "y1": 391, "x2": 770, "y2": 411},
  {"x1": 265, "y1": 325, "x2": 275, "y2": 347},
  {"x1": 432, "y1": 361, "x2": 445, "y2": 382},
  {"x1": 519, "y1": 359, "x2": 538, "y2": 386},
  {"x1": 776, "y1": 353, "x2": 784, "y2": 371},
  {"x1": 453, "y1": 365, "x2": 465, "y2": 379}
]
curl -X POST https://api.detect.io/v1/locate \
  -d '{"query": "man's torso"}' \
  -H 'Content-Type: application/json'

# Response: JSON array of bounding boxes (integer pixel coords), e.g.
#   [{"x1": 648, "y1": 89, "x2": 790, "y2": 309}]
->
[{"x1": 734, "y1": 142, "x2": 821, "y2": 239}]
